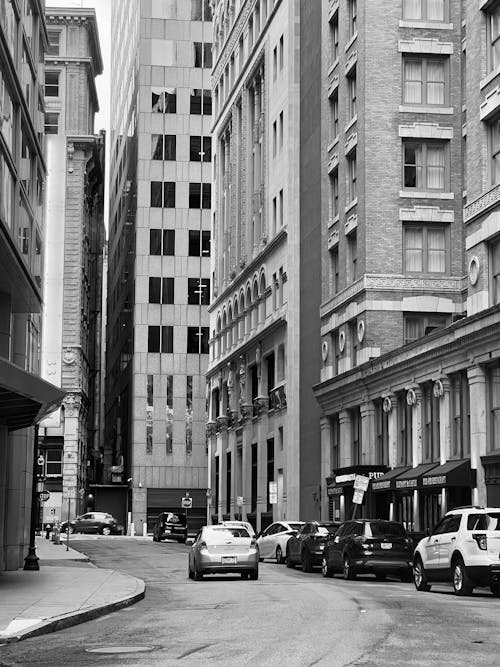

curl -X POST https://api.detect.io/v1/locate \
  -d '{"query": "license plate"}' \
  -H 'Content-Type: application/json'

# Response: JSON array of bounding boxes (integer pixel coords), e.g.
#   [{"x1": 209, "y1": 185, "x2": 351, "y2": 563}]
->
[
  {"x1": 221, "y1": 556, "x2": 236, "y2": 564},
  {"x1": 381, "y1": 543, "x2": 392, "y2": 550}
]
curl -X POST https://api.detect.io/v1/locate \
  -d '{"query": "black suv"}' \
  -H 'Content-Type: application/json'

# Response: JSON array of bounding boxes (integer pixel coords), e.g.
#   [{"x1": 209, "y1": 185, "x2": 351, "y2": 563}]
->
[
  {"x1": 152, "y1": 512, "x2": 187, "y2": 543},
  {"x1": 322, "y1": 519, "x2": 413, "y2": 581}
]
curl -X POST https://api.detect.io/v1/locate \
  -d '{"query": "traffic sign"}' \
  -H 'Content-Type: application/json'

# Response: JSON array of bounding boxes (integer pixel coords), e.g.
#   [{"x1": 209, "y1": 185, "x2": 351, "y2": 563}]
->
[
  {"x1": 354, "y1": 475, "x2": 369, "y2": 492},
  {"x1": 269, "y1": 481, "x2": 278, "y2": 505},
  {"x1": 181, "y1": 496, "x2": 193, "y2": 509},
  {"x1": 38, "y1": 490, "x2": 50, "y2": 502},
  {"x1": 352, "y1": 489, "x2": 364, "y2": 505},
  {"x1": 237, "y1": 496, "x2": 244, "y2": 506}
]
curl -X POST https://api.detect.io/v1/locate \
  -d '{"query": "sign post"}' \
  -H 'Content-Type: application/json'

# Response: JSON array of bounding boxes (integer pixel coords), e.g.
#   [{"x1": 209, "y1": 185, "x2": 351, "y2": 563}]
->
[
  {"x1": 206, "y1": 488, "x2": 212, "y2": 525},
  {"x1": 181, "y1": 492, "x2": 192, "y2": 536},
  {"x1": 351, "y1": 475, "x2": 369, "y2": 519}
]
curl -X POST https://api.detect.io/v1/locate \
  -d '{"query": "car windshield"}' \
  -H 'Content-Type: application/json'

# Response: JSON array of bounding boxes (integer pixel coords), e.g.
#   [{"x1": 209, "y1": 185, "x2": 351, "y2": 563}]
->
[
  {"x1": 205, "y1": 527, "x2": 250, "y2": 539},
  {"x1": 366, "y1": 522, "x2": 406, "y2": 538}
]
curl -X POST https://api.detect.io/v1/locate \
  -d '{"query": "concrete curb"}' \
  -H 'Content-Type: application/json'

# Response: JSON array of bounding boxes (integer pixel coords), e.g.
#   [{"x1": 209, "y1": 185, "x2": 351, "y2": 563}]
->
[{"x1": 0, "y1": 577, "x2": 145, "y2": 644}]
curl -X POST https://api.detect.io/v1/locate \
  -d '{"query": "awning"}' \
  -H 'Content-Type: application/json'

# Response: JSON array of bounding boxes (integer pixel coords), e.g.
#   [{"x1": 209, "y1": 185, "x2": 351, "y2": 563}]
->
[
  {"x1": 372, "y1": 467, "x2": 411, "y2": 492},
  {"x1": 394, "y1": 463, "x2": 439, "y2": 492},
  {"x1": 421, "y1": 459, "x2": 476, "y2": 489},
  {"x1": 0, "y1": 358, "x2": 65, "y2": 431}
]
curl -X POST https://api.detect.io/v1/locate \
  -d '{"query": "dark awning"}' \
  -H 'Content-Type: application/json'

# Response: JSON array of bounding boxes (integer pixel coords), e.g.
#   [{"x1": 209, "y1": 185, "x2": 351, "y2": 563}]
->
[
  {"x1": 372, "y1": 467, "x2": 411, "y2": 492},
  {"x1": 394, "y1": 463, "x2": 439, "y2": 492},
  {"x1": 0, "y1": 358, "x2": 65, "y2": 431},
  {"x1": 421, "y1": 459, "x2": 476, "y2": 489}
]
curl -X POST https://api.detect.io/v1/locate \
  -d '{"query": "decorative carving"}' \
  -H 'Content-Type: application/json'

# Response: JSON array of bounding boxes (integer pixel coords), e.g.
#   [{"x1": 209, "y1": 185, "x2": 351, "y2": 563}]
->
[
  {"x1": 321, "y1": 340, "x2": 329, "y2": 363},
  {"x1": 468, "y1": 256, "x2": 480, "y2": 286},
  {"x1": 338, "y1": 329, "x2": 346, "y2": 353},
  {"x1": 206, "y1": 421, "x2": 217, "y2": 438},
  {"x1": 433, "y1": 379, "x2": 444, "y2": 398},
  {"x1": 406, "y1": 388, "x2": 417, "y2": 406},
  {"x1": 62, "y1": 348, "x2": 76, "y2": 365},
  {"x1": 382, "y1": 396, "x2": 392, "y2": 413},
  {"x1": 357, "y1": 319, "x2": 365, "y2": 343}
]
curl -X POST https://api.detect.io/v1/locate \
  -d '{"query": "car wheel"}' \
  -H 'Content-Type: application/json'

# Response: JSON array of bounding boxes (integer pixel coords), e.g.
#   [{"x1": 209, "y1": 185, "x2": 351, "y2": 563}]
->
[
  {"x1": 452, "y1": 558, "x2": 473, "y2": 596},
  {"x1": 194, "y1": 565, "x2": 203, "y2": 581},
  {"x1": 62, "y1": 525, "x2": 74, "y2": 535},
  {"x1": 302, "y1": 549, "x2": 313, "y2": 573},
  {"x1": 490, "y1": 583, "x2": 500, "y2": 597},
  {"x1": 275, "y1": 546, "x2": 284, "y2": 564},
  {"x1": 249, "y1": 569, "x2": 259, "y2": 580},
  {"x1": 241, "y1": 571, "x2": 249, "y2": 579},
  {"x1": 100, "y1": 526, "x2": 111, "y2": 536},
  {"x1": 321, "y1": 556, "x2": 334, "y2": 578},
  {"x1": 286, "y1": 547, "x2": 295, "y2": 568},
  {"x1": 343, "y1": 555, "x2": 356, "y2": 580},
  {"x1": 188, "y1": 563, "x2": 194, "y2": 580},
  {"x1": 413, "y1": 556, "x2": 431, "y2": 592},
  {"x1": 152, "y1": 533, "x2": 158, "y2": 542}
]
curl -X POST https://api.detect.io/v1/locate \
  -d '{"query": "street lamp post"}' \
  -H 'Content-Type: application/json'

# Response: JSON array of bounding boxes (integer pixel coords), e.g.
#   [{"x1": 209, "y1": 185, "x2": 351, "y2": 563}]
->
[{"x1": 24, "y1": 425, "x2": 40, "y2": 571}]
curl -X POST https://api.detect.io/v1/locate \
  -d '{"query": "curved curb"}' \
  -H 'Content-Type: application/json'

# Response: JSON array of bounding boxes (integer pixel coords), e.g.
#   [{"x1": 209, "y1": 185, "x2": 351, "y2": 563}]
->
[{"x1": 0, "y1": 578, "x2": 145, "y2": 644}]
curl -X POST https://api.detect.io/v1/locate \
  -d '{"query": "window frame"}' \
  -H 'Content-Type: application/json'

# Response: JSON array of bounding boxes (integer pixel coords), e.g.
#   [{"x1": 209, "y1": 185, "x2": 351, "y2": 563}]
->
[
  {"x1": 402, "y1": 140, "x2": 449, "y2": 192},
  {"x1": 404, "y1": 313, "x2": 449, "y2": 344},
  {"x1": 402, "y1": 0, "x2": 447, "y2": 22},
  {"x1": 44, "y1": 70, "x2": 60, "y2": 97},
  {"x1": 402, "y1": 55, "x2": 448, "y2": 106},
  {"x1": 403, "y1": 223, "x2": 448, "y2": 274}
]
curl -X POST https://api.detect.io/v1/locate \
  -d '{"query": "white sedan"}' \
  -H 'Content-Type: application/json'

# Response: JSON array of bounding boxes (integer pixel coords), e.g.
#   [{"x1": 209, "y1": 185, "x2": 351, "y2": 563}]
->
[{"x1": 256, "y1": 521, "x2": 304, "y2": 563}]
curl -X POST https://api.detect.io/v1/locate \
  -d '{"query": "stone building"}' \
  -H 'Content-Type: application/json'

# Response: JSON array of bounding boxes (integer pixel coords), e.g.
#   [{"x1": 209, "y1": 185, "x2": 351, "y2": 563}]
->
[
  {"x1": 38, "y1": 6, "x2": 105, "y2": 526},
  {"x1": 105, "y1": 0, "x2": 213, "y2": 533},
  {"x1": 206, "y1": 0, "x2": 324, "y2": 530},
  {"x1": 0, "y1": 0, "x2": 64, "y2": 573},
  {"x1": 314, "y1": 0, "x2": 500, "y2": 533}
]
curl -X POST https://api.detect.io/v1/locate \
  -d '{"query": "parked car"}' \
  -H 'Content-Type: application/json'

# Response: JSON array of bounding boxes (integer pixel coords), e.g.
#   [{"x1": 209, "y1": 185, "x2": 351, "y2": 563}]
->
[
  {"x1": 256, "y1": 521, "x2": 304, "y2": 563},
  {"x1": 220, "y1": 520, "x2": 256, "y2": 537},
  {"x1": 152, "y1": 512, "x2": 187, "y2": 543},
  {"x1": 60, "y1": 512, "x2": 121, "y2": 535},
  {"x1": 286, "y1": 521, "x2": 341, "y2": 572},
  {"x1": 322, "y1": 519, "x2": 413, "y2": 581},
  {"x1": 188, "y1": 525, "x2": 259, "y2": 580},
  {"x1": 413, "y1": 506, "x2": 500, "y2": 596}
]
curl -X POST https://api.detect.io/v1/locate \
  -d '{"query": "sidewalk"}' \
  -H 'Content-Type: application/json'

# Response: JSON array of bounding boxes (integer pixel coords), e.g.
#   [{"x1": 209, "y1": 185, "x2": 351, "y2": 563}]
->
[{"x1": 0, "y1": 537, "x2": 145, "y2": 643}]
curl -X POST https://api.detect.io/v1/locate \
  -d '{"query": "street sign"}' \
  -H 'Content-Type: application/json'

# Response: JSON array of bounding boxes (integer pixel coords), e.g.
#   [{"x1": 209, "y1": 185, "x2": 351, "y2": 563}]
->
[
  {"x1": 237, "y1": 496, "x2": 244, "y2": 506},
  {"x1": 38, "y1": 490, "x2": 50, "y2": 502},
  {"x1": 269, "y1": 481, "x2": 278, "y2": 505},
  {"x1": 352, "y1": 489, "x2": 364, "y2": 505},
  {"x1": 37, "y1": 455, "x2": 45, "y2": 466},
  {"x1": 181, "y1": 496, "x2": 193, "y2": 509},
  {"x1": 354, "y1": 475, "x2": 369, "y2": 492}
]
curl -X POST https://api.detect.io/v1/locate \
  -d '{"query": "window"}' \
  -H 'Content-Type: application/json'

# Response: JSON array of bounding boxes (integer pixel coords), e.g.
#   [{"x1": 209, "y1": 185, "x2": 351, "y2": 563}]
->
[
  {"x1": 330, "y1": 246, "x2": 339, "y2": 294},
  {"x1": 188, "y1": 230, "x2": 211, "y2": 256},
  {"x1": 403, "y1": 57, "x2": 446, "y2": 105},
  {"x1": 44, "y1": 71, "x2": 60, "y2": 97},
  {"x1": 347, "y1": 151, "x2": 357, "y2": 202},
  {"x1": 348, "y1": 0, "x2": 357, "y2": 38},
  {"x1": 148, "y1": 325, "x2": 173, "y2": 353},
  {"x1": 330, "y1": 92, "x2": 339, "y2": 141},
  {"x1": 423, "y1": 382, "x2": 440, "y2": 462},
  {"x1": 329, "y1": 169, "x2": 339, "y2": 219},
  {"x1": 488, "y1": 4, "x2": 500, "y2": 72},
  {"x1": 492, "y1": 237, "x2": 500, "y2": 304},
  {"x1": 150, "y1": 229, "x2": 175, "y2": 255},
  {"x1": 402, "y1": 0, "x2": 445, "y2": 21},
  {"x1": 450, "y1": 371, "x2": 470, "y2": 458},
  {"x1": 188, "y1": 278, "x2": 210, "y2": 304},
  {"x1": 189, "y1": 183, "x2": 211, "y2": 208},
  {"x1": 347, "y1": 70, "x2": 356, "y2": 120},
  {"x1": 47, "y1": 30, "x2": 60, "y2": 56},
  {"x1": 45, "y1": 449, "x2": 62, "y2": 476},
  {"x1": 348, "y1": 230, "x2": 357, "y2": 281},
  {"x1": 152, "y1": 88, "x2": 176, "y2": 113},
  {"x1": 489, "y1": 361, "x2": 500, "y2": 453},
  {"x1": 403, "y1": 141, "x2": 447, "y2": 191},
  {"x1": 190, "y1": 89, "x2": 212, "y2": 115},
  {"x1": 190, "y1": 136, "x2": 211, "y2": 162},
  {"x1": 279, "y1": 189, "x2": 284, "y2": 227},
  {"x1": 279, "y1": 35, "x2": 284, "y2": 70},
  {"x1": 279, "y1": 110, "x2": 283, "y2": 149},
  {"x1": 272, "y1": 120, "x2": 277, "y2": 156},
  {"x1": 330, "y1": 13, "x2": 339, "y2": 63},
  {"x1": 349, "y1": 320, "x2": 358, "y2": 367},
  {"x1": 187, "y1": 326, "x2": 209, "y2": 353},
  {"x1": 151, "y1": 182, "x2": 176, "y2": 207},
  {"x1": 191, "y1": 0, "x2": 212, "y2": 20},
  {"x1": 149, "y1": 277, "x2": 174, "y2": 304},
  {"x1": 404, "y1": 313, "x2": 448, "y2": 344},
  {"x1": 404, "y1": 225, "x2": 446, "y2": 273},
  {"x1": 44, "y1": 113, "x2": 59, "y2": 134},
  {"x1": 490, "y1": 120, "x2": 500, "y2": 185},
  {"x1": 273, "y1": 46, "x2": 278, "y2": 80},
  {"x1": 351, "y1": 407, "x2": 361, "y2": 465},
  {"x1": 151, "y1": 135, "x2": 176, "y2": 160},
  {"x1": 194, "y1": 42, "x2": 212, "y2": 68},
  {"x1": 375, "y1": 401, "x2": 389, "y2": 466}
]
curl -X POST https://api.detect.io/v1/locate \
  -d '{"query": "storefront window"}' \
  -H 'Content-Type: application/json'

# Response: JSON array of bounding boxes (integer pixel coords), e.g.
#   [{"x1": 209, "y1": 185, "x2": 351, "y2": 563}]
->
[
  {"x1": 423, "y1": 383, "x2": 440, "y2": 462},
  {"x1": 375, "y1": 400, "x2": 389, "y2": 465},
  {"x1": 351, "y1": 407, "x2": 361, "y2": 465},
  {"x1": 397, "y1": 393, "x2": 412, "y2": 465},
  {"x1": 451, "y1": 371, "x2": 470, "y2": 458},
  {"x1": 488, "y1": 361, "x2": 500, "y2": 453}
]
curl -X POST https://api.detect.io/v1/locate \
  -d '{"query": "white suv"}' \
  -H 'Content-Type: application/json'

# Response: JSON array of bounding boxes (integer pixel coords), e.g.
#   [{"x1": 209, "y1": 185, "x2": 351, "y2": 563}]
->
[{"x1": 413, "y1": 506, "x2": 500, "y2": 596}]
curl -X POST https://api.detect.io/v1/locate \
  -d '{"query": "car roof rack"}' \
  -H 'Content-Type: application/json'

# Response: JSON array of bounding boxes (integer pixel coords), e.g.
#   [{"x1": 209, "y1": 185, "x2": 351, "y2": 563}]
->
[{"x1": 448, "y1": 505, "x2": 484, "y2": 511}]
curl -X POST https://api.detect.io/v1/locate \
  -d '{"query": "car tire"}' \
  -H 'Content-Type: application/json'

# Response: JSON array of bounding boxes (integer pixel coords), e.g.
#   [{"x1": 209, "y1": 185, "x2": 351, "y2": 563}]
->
[
  {"x1": 302, "y1": 549, "x2": 313, "y2": 573},
  {"x1": 413, "y1": 556, "x2": 431, "y2": 592},
  {"x1": 321, "y1": 556, "x2": 334, "y2": 578},
  {"x1": 152, "y1": 534, "x2": 158, "y2": 542},
  {"x1": 249, "y1": 569, "x2": 259, "y2": 580},
  {"x1": 286, "y1": 547, "x2": 295, "y2": 568},
  {"x1": 276, "y1": 546, "x2": 284, "y2": 564},
  {"x1": 452, "y1": 558, "x2": 474, "y2": 596},
  {"x1": 194, "y1": 565, "x2": 203, "y2": 581},
  {"x1": 100, "y1": 526, "x2": 111, "y2": 536},
  {"x1": 490, "y1": 583, "x2": 500, "y2": 597},
  {"x1": 343, "y1": 556, "x2": 356, "y2": 580},
  {"x1": 188, "y1": 563, "x2": 194, "y2": 580}
]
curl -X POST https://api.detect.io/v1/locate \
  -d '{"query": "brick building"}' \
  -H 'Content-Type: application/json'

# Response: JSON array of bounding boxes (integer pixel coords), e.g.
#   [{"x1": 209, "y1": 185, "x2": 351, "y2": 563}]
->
[
  {"x1": 314, "y1": 0, "x2": 500, "y2": 533},
  {"x1": 38, "y1": 6, "x2": 105, "y2": 526}
]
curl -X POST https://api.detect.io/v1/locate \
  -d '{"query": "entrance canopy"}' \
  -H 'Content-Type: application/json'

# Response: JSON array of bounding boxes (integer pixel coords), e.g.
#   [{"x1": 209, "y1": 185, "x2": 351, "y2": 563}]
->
[
  {"x1": 393, "y1": 463, "x2": 439, "y2": 492},
  {"x1": 421, "y1": 459, "x2": 476, "y2": 489},
  {"x1": 372, "y1": 466, "x2": 411, "y2": 492}
]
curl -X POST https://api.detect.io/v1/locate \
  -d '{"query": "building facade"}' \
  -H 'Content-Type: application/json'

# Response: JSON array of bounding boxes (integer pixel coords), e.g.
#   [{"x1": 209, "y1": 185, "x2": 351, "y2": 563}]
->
[
  {"x1": 0, "y1": 0, "x2": 64, "y2": 573},
  {"x1": 206, "y1": 0, "x2": 323, "y2": 531},
  {"x1": 106, "y1": 0, "x2": 213, "y2": 533},
  {"x1": 314, "y1": 0, "x2": 500, "y2": 534},
  {"x1": 38, "y1": 6, "x2": 105, "y2": 527}
]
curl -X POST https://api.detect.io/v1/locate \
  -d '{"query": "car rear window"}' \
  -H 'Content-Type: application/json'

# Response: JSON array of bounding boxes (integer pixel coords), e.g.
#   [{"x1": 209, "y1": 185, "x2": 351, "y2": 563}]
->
[
  {"x1": 206, "y1": 527, "x2": 250, "y2": 538},
  {"x1": 467, "y1": 513, "x2": 500, "y2": 531},
  {"x1": 318, "y1": 524, "x2": 340, "y2": 535},
  {"x1": 365, "y1": 522, "x2": 406, "y2": 538},
  {"x1": 163, "y1": 513, "x2": 186, "y2": 525}
]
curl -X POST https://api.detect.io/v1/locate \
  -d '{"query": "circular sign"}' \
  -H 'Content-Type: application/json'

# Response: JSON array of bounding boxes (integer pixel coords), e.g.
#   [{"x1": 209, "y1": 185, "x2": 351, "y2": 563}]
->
[
  {"x1": 38, "y1": 490, "x2": 50, "y2": 502},
  {"x1": 181, "y1": 497, "x2": 193, "y2": 509}
]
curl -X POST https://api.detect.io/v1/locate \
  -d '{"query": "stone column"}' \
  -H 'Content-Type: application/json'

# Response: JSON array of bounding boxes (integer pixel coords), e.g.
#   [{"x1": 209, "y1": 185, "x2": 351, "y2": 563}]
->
[
  {"x1": 437, "y1": 378, "x2": 451, "y2": 464},
  {"x1": 320, "y1": 417, "x2": 332, "y2": 521},
  {"x1": 256, "y1": 423, "x2": 267, "y2": 531},
  {"x1": 467, "y1": 365, "x2": 487, "y2": 506},
  {"x1": 217, "y1": 429, "x2": 228, "y2": 521},
  {"x1": 411, "y1": 387, "x2": 423, "y2": 466},
  {"x1": 241, "y1": 420, "x2": 252, "y2": 521},
  {"x1": 386, "y1": 394, "x2": 398, "y2": 469},
  {"x1": 61, "y1": 393, "x2": 81, "y2": 521},
  {"x1": 360, "y1": 401, "x2": 376, "y2": 465},
  {"x1": 339, "y1": 410, "x2": 352, "y2": 468}
]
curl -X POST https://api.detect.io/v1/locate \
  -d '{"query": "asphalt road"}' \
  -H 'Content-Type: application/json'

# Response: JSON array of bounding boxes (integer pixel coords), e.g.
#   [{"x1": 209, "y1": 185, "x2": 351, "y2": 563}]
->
[{"x1": 1, "y1": 537, "x2": 499, "y2": 666}]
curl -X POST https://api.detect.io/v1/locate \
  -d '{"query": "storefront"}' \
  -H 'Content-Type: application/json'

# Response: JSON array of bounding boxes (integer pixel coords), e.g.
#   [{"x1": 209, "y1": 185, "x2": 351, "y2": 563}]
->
[
  {"x1": 481, "y1": 454, "x2": 500, "y2": 507},
  {"x1": 326, "y1": 465, "x2": 388, "y2": 522},
  {"x1": 421, "y1": 459, "x2": 475, "y2": 518}
]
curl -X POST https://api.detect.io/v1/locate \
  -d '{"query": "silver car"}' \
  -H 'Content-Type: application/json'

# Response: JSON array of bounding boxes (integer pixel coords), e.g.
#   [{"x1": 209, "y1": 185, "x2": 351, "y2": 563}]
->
[{"x1": 188, "y1": 525, "x2": 259, "y2": 580}]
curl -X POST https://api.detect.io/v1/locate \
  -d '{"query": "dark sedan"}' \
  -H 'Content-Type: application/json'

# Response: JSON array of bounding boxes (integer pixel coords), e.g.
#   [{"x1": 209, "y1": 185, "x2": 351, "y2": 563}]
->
[
  {"x1": 321, "y1": 519, "x2": 413, "y2": 581},
  {"x1": 286, "y1": 521, "x2": 341, "y2": 572}
]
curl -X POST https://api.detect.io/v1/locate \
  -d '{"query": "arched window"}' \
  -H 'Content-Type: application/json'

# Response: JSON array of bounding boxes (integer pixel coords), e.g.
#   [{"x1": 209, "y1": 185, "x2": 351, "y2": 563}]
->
[
  {"x1": 252, "y1": 279, "x2": 259, "y2": 330},
  {"x1": 259, "y1": 272, "x2": 266, "y2": 323}
]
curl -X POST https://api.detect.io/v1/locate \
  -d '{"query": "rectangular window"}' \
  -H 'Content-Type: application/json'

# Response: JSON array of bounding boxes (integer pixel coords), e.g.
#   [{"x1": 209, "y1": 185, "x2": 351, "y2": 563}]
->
[
  {"x1": 45, "y1": 449, "x2": 63, "y2": 476},
  {"x1": 488, "y1": 4, "x2": 500, "y2": 71},
  {"x1": 330, "y1": 13, "x2": 339, "y2": 63},
  {"x1": 150, "y1": 277, "x2": 174, "y2": 304},
  {"x1": 402, "y1": 0, "x2": 445, "y2": 21},
  {"x1": 166, "y1": 374, "x2": 173, "y2": 453},
  {"x1": 148, "y1": 326, "x2": 173, "y2": 352},
  {"x1": 279, "y1": 110, "x2": 283, "y2": 149},
  {"x1": 44, "y1": 113, "x2": 59, "y2": 134},
  {"x1": 150, "y1": 229, "x2": 175, "y2": 255},
  {"x1": 349, "y1": 231, "x2": 357, "y2": 282},
  {"x1": 423, "y1": 383, "x2": 440, "y2": 462},
  {"x1": 404, "y1": 225, "x2": 446, "y2": 273},
  {"x1": 451, "y1": 372, "x2": 470, "y2": 459},
  {"x1": 187, "y1": 326, "x2": 209, "y2": 353},
  {"x1": 330, "y1": 246, "x2": 339, "y2": 294},
  {"x1": 279, "y1": 35, "x2": 284, "y2": 70},
  {"x1": 191, "y1": 0, "x2": 212, "y2": 20},
  {"x1": 348, "y1": 0, "x2": 357, "y2": 37},
  {"x1": 351, "y1": 407, "x2": 361, "y2": 465},
  {"x1": 188, "y1": 278, "x2": 210, "y2": 305},
  {"x1": 375, "y1": 401, "x2": 389, "y2": 466},
  {"x1": 403, "y1": 141, "x2": 447, "y2": 191},
  {"x1": 403, "y1": 57, "x2": 446, "y2": 105},
  {"x1": 330, "y1": 92, "x2": 339, "y2": 141},
  {"x1": 151, "y1": 135, "x2": 176, "y2": 160},
  {"x1": 329, "y1": 169, "x2": 339, "y2": 219},
  {"x1": 272, "y1": 196, "x2": 277, "y2": 233},
  {"x1": 193, "y1": 42, "x2": 212, "y2": 68},
  {"x1": 272, "y1": 120, "x2": 277, "y2": 157},
  {"x1": 279, "y1": 189, "x2": 284, "y2": 227},
  {"x1": 404, "y1": 313, "x2": 448, "y2": 344},
  {"x1": 44, "y1": 71, "x2": 60, "y2": 97},
  {"x1": 47, "y1": 30, "x2": 60, "y2": 56},
  {"x1": 188, "y1": 229, "x2": 211, "y2": 256},
  {"x1": 273, "y1": 46, "x2": 277, "y2": 80},
  {"x1": 189, "y1": 182, "x2": 211, "y2": 208},
  {"x1": 152, "y1": 87, "x2": 176, "y2": 113},
  {"x1": 190, "y1": 136, "x2": 212, "y2": 162},
  {"x1": 190, "y1": 88, "x2": 212, "y2": 115},
  {"x1": 186, "y1": 375, "x2": 193, "y2": 454},
  {"x1": 347, "y1": 151, "x2": 357, "y2": 202},
  {"x1": 151, "y1": 182, "x2": 176, "y2": 207},
  {"x1": 488, "y1": 361, "x2": 500, "y2": 453},
  {"x1": 490, "y1": 120, "x2": 500, "y2": 186},
  {"x1": 347, "y1": 70, "x2": 356, "y2": 120},
  {"x1": 492, "y1": 237, "x2": 500, "y2": 304},
  {"x1": 146, "y1": 375, "x2": 153, "y2": 453},
  {"x1": 398, "y1": 392, "x2": 413, "y2": 466}
]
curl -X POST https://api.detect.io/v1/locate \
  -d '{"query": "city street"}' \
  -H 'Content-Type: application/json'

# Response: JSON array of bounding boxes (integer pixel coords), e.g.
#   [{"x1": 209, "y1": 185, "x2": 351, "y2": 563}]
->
[{"x1": 0, "y1": 538, "x2": 499, "y2": 666}]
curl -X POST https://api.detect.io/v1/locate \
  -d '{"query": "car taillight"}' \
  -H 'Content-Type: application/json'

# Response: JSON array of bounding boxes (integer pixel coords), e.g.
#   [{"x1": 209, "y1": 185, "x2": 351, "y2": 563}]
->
[
  {"x1": 250, "y1": 538, "x2": 257, "y2": 548},
  {"x1": 472, "y1": 533, "x2": 487, "y2": 550}
]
